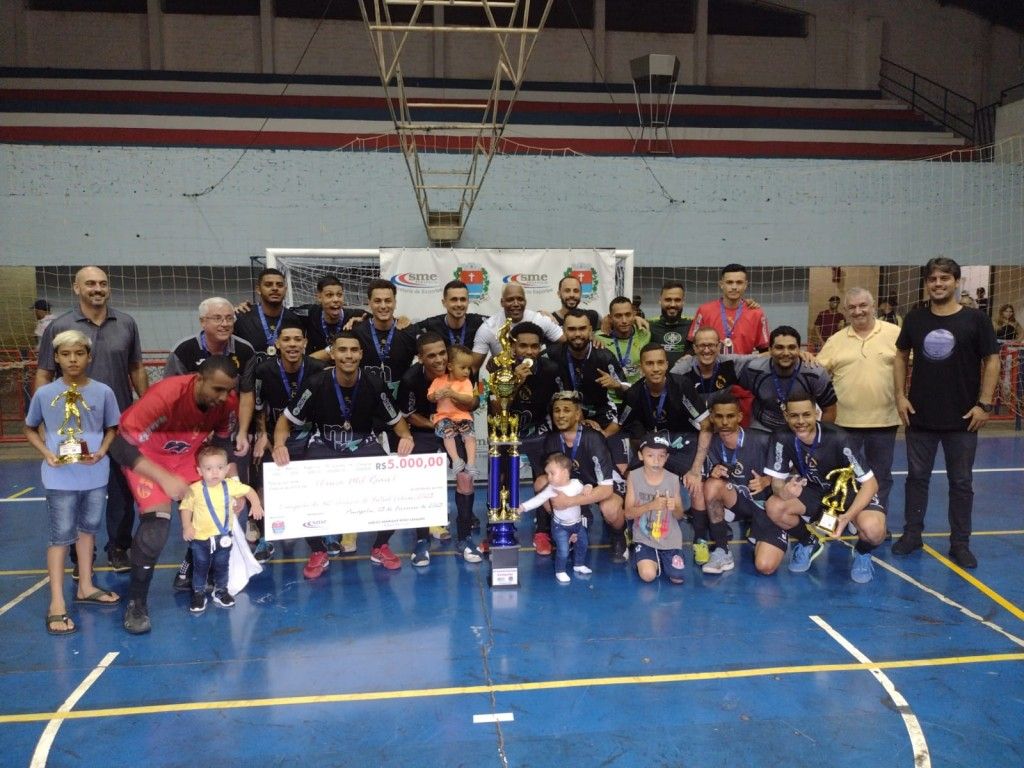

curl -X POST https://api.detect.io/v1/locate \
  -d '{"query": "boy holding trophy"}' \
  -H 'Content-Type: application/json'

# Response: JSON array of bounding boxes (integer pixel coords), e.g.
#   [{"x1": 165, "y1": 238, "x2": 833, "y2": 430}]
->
[
  {"x1": 24, "y1": 329, "x2": 121, "y2": 635},
  {"x1": 761, "y1": 390, "x2": 886, "y2": 583}
]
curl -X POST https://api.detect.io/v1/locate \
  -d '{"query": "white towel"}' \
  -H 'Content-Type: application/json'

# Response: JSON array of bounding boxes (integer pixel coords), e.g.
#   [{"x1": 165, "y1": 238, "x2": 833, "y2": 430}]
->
[{"x1": 227, "y1": 515, "x2": 263, "y2": 596}]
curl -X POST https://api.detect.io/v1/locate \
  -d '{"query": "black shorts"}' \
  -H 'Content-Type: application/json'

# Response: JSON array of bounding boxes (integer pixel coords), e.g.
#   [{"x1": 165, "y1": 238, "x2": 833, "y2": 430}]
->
[
  {"x1": 752, "y1": 506, "x2": 789, "y2": 552},
  {"x1": 728, "y1": 488, "x2": 763, "y2": 523},
  {"x1": 797, "y1": 484, "x2": 885, "y2": 523}
]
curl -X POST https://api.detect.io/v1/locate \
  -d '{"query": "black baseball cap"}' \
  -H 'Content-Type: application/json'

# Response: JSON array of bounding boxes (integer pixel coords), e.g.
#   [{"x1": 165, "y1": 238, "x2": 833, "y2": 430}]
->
[{"x1": 639, "y1": 430, "x2": 671, "y2": 451}]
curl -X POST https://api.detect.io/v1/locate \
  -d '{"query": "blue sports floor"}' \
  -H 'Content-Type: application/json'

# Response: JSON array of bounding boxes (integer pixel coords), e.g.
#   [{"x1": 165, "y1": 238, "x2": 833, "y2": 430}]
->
[{"x1": 1, "y1": 436, "x2": 1022, "y2": 767}]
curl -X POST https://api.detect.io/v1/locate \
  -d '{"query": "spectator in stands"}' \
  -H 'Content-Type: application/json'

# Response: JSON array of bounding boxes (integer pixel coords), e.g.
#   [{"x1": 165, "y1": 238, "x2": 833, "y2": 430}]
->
[
  {"x1": 272, "y1": 331, "x2": 416, "y2": 576},
  {"x1": 959, "y1": 293, "x2": 977, "y2": 309},
  {"x1": 647, "y1": 281, "x2": 693, "y2": 367},
  {"x1": 878, "y1": 295, "x2": 902, "y2": 327},
  {"x1": 816, "y1": 288, "x2": 900, "y2": 510},
  {"x1": 110, "y1": 355, "x2": 241, "y2": 634},
  {"x1": 994, "y1": 304, "x2": 1021, "y2": 341},
  {"x1": 25, "y1": 329, "x2": 121, "y2": 635},
  {"x1": 893, "y1": 256, "x2": 1000, "y2": 569},
  {"x1": 595, "y1": 295, "x2": 652, "y2": 401},
  {"x1": 32, "y1": 299, "x2": 54, "y2": 350},
  {"x1": 36, "y1": 266, "x2": 148, "y2": 576},
  {"x1": 976, "y1": 287, "x2": 989, "y2": 316},
  {"x1": 810, "y1": 295, "x2": 845, "y2": 350},
  {"x1": 472, "y1": 282, "x2": 564, "y2": 372},
  {"x1": 551, "y1": 275, "x2": 601, "y2": 330},
  {"x1": 631, "y1": 295, "x2": 646, "y2": 319},
  {"x1": 762, "y1": 389, "x2": 885, "y2": 583}
]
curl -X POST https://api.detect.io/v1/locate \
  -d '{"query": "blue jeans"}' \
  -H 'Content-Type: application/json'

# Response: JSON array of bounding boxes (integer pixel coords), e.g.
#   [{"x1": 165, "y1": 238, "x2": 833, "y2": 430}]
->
[
  {"x1": 904, "y1": 428, "x2": 977, "y2": 544},
  {"x1": 191, "y1": 537, "x2": 231, "y2": 593},
  {"x1": 46, "y1": 487, "x2": 106, "y2": 547},
  {"x1": 551, "y1": 519, "x2": 588, "y2": 573},
  {"x1": 843, "y1": 425, "x2": 897, "y2": 511}
]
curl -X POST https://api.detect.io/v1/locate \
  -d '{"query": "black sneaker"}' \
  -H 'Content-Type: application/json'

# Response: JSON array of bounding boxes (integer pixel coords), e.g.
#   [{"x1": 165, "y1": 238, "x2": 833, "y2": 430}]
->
[
  {"x1": 212, "y1": 589, "x2": 235, "y2": 608},
  {"x1": 610, "y1": 535, "x2": 629, "y2": 564},
  {"x1": 123, "y1": 599, "x2": 151, "y2": 634},
  {"x1": 891, "y1": 533, "x2": 923, "y2": 555},
  {"x1": 190, "y1": 592, "x2": 207, "y2": 614},
  {"x1": 173, "y1": 561, "x2": 192, "y2": 592},
  {"x1": 948, "y1": 544, "x2": 977, "y2": 569},
  {"x1": 71, "y1": 563, "x2": 80, "y2": 581},
  {"x1": 108, "y1": 547, "x2": 131, "y2": 573}
]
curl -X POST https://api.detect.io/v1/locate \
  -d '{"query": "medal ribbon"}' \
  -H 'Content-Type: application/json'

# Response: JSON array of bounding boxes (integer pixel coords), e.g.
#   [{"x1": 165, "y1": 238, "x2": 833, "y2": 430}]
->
[
  {"x1": 559, "y1": 424, "x2": 583, "y2": 465},
  {"x1": 321, "y1": 310, "x2": 344, "y2": 342},
  {"x1": 612, "y1": 333, "x2": 634, "y2": 370},
  {"x1": 698, "y1": 359, "x2": 720, "y2": 394},
  {"x1": 371, "y1": 321, "x2": 396, "y2": 362},
  {"x1": 332, "y1": 371, "x2": 361, "y2": 428},
  {"x1": 771, "y1": 360, "x2": 802, "y2": 408},
  {"x1": 257, "y1": 305, "x2": 280, "y2": 349},
  {"x1": 446, "y1": 320, "x2": 466, "y2": 347},
  {"x1": 277, "y1": 358, "x2": 305, "y2": 398},
  {"x1": 201, "y1": 481, "x2": 231, "y2": 538},
  {"x1": 719, "y1": 300, "x2": 743, "y2": 346},
  {"x1": 720, "y1": 427, "x2": 745, "y2": 467},
  {"x1": 564, "y1": 345, "x2": 591, "y2": 392},
  {"x1": 793, "y1": 424, "x2": 821, "y2": 477},
  {"x1": 644, "y1": 382, "x2": 668, "y2": 426}
]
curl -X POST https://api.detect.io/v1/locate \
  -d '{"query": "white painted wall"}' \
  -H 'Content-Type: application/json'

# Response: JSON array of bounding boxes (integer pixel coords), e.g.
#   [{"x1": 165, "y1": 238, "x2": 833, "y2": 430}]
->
[{"x1": 2, "y1": 2, "x2": 1021, "y2": 104}]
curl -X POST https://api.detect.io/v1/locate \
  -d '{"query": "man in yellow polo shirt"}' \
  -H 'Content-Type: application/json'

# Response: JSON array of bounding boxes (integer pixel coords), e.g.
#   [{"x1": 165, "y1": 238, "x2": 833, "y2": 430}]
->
[{"x1": 816, "y1": 287, "x2": 901, "y2": 510}]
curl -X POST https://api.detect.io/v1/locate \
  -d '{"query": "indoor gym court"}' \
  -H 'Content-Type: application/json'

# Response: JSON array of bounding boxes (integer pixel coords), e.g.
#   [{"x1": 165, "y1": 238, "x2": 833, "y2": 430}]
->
[{"x1": 0, "y1": 434, "x2": 1021, "y2": 767}]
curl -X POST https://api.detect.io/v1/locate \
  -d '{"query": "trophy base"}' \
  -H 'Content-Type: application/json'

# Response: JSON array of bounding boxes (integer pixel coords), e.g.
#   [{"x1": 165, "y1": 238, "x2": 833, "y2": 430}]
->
[
  {"x1": 56, "y1": 441, "x2": 90, "y2": 465},
  {"x1": 490, "y1": 544, "x2": 520, "y2": 589},
  {"x1": 814, "y1": 512, "x2": 840, "y2": 537}
]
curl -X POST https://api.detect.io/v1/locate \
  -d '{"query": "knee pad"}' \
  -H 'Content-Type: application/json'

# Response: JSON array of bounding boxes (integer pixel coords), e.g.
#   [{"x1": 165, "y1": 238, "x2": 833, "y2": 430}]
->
[{"x1": 131, "y1": 515, "x2": 170, "y2": 567}]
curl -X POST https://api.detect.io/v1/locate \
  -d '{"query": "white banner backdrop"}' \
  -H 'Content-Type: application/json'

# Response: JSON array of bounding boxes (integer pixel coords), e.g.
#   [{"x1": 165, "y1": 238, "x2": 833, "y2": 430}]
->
[{"x1": 379, "y1": 248, "x2": 620, "y2": 322}]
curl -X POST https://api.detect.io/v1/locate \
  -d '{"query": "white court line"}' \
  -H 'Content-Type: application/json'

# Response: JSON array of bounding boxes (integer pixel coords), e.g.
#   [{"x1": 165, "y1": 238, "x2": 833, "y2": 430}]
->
[
  {"x1": 30, "y1": 651, "x2": 119, "y2": 768},
  {"x1": 0, "y1": 577, "x2": 50, "y2": 617},
  {"x1": 473, "y1": 712, "x2": 514, "y2": 724},
  {"x1": 810, "y1": 616, "x2": 931, "y2": 768},
  {"x1": 0, "y1": 497, "x2": 45, "y2": 503}
]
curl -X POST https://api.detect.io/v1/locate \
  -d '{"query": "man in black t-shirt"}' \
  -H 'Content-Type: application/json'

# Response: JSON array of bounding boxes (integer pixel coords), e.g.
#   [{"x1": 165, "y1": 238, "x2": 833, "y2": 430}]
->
[
  {"x1": 237, "y1": 318, "x2": 327, "y2": 562},
  {"x1": 397, "y1": 332, "x2": 484, "y2": 565},
  {"x1": 164, "y1": 297, "x2": 256, "y2": 378},
  {"x1": 273, "y1": 331, "x2": 415, "y2": 579},
  {"x1": 232, "y1": 268, "x2": 299, "y2": 363},
  {"x1": 892, "y1": 257, "x2": 1000, "y2": 569},
  {"x1": 647, "y1": 281, "x2": 693, "y2": 367},
  {"x1": 417, "y1": 279, "x2": 487, "y2": 353},
  {"x1": 292, "y1": 275, "x2": 369, "y2": 354},
  {"x1": 355, "y1": 279, "x2": 418, "y2": 398},
  {"x1": 762, "y1": 390, "x2": 884, "y2": 583},
  {"x1": 550, "y1": 275, "x2": 601, "y2": 331},
  {"x1": 545, "y1": 309, "x2": 623, "y2": 436}
]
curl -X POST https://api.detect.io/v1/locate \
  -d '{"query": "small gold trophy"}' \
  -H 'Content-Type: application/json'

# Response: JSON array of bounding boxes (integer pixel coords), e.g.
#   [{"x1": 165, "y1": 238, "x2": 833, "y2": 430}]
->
[
  {"x1": 50, "y1": 383, "x2": 92, "y2": 464},
  {"x1": 816, "y1": 465, "x2": 857, "y2": 536}
]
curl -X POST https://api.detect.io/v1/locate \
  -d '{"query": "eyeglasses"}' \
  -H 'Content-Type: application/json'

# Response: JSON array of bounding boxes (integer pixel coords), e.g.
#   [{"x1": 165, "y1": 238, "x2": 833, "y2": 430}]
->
[
  {"x1": 694, "y1": 342, "x2": 719, "y2": 350},
  {"x1": 202, "y1": 315, "x2": 235, "y2": 325}
]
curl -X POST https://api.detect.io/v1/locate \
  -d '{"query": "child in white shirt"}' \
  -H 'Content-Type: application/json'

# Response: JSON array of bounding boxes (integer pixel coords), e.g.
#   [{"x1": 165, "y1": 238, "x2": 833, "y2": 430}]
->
[{"x1": 519, "y1": 453, "x2": 592, "y2": 583}]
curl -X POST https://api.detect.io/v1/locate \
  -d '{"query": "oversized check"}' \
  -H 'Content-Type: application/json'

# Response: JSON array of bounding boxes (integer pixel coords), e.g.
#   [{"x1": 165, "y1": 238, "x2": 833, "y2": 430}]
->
[{"x1": 262, "y1": 454, "x2": 448, "y2": 540}]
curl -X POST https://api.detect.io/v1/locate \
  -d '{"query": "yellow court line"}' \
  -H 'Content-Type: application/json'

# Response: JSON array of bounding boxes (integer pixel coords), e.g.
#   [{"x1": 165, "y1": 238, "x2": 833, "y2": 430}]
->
[
  {"x1": 924, "y1": 543, "x2": 1024, "y2": 622},
  {"x1": 1, "y1": 651, "x2": 1022, "y2": 725},
  {"x1": 4, "y1": 487, "x2": 34, "y2": 500}
]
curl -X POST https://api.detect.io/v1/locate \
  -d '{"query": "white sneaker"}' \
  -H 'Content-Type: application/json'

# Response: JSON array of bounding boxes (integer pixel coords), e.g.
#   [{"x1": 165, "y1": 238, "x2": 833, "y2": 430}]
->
[
  {"x1": 555, "y1": 572, "x2": 571, "y2": 584},
  {"x1": 701, "y1": 548, "x2": 735, "y2": 575},
  {"x1": 573, "y1": 565, "x2": 592, "y2": 575},
  {"x1": 430, "y1": 526, "x2": 451, "y2": 542}
]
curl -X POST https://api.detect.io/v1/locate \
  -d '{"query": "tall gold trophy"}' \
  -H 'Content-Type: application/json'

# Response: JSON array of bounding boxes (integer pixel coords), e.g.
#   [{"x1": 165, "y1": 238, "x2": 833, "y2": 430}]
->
[
  {"x1": 487, "y1": 319, "x2": 530, "y2": 588},
  {"x1": 815, "y1": 465, "x2": 857, "y2": 536},
  {"x1": 50, "y1": 383, "x2": 92, "y2": 464}
]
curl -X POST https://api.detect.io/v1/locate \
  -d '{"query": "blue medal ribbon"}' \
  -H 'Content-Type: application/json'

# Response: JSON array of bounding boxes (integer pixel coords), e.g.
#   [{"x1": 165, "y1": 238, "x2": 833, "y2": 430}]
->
[
  {"x1": 332, "y1": 371, "x2": 361, "y2": 429},
  {"x1": 719, "y1": 300, "x2": 743, "y2": 348},
  {"x1": 793, "y1": 424, "x2": 820, "y2": 477},
  {"x1": 559, "y1": 424, "x2": 583, "y2": 466},
  {"x1": 371, "y1": 321, "x2": 396, "y2": 363},
  {"x1": 199, "y1": 331, "x2": 209, "y2": 354},
  {"x1": 720, "y1": 427, "x2": 744, "y2": 467},
  {"x1": 771, "y1": 360, "x2": 802, "y2": 409},
  {"x1": 612, "y1": 333, "x2": 634, "y2": 370},
  {"x1": 201, "y1": 481, "x2": 231, "y2": 538},
  {"x1": 445, "y1": 320, "x2": 466, "y2": 347},
  {"x1": 644, "y1": 382, "x2": 668, "y2": 426},
  {"x1": 277, "y1": 358, "x2": 305, "y2": 398},
  {"x1": 320, "y1": 310, "x2": 344, "y2": 342},
  {"x1": 697, "y1": 359, "x2": 720, "y2": 394},
  {"x1": 257, "y1": 305, "x2": 280, "y2": 349},
  {"x1": 564, "y1": 345, "x2": 590, "y2": 392}
]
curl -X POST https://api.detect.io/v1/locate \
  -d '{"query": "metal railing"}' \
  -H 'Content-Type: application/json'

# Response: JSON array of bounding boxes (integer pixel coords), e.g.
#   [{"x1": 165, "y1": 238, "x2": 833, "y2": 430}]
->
[
  {"x1": 879, "y1": 57, "x2": 977, "y2": 142},
  {"x1": 975, "y1": 80, "x2": 1024, "y2": 148}
]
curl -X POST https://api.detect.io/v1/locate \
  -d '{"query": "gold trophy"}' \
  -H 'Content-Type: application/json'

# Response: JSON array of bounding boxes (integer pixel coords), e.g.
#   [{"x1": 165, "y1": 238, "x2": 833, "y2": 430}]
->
[
  {"x1": 50, "y1": 382, "x2": 92, "y2": 464},
  {"x1": 815, "y1": 465, "x2": 857, "y2": 536}
]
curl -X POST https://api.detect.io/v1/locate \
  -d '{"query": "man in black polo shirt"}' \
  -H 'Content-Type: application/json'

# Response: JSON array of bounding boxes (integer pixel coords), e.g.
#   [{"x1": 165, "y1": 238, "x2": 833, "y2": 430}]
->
[
  {"x1": 273, "y1": 331, "x2": 415, "y2": 578},
  {"x1": 762, "y1": 389, "x2": 885, "y2": 583},
  {"x1": 397, "y1": 332, "x2": 484, "y2": 565},
  {"x1": 535, "y1": 391, "x2": 628, "y2": 562},
  {"x1": 237, "y1": 318, "x2": 327, "y2": 561},
  {"x1": 165, "y1": 297, "x2": 256, "y2": 378},
  {"x1": 417, "y1": 279, "x2": 487, "y2": 351},
  {"x1": 545, "y1": 309, "x2": 623, "y2": 437}
]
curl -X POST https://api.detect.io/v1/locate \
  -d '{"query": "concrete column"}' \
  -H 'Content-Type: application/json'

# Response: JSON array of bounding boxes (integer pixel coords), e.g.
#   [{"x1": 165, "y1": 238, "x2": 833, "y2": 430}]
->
[
  {"x1": 693, "y1": 0, "x2": 708, "y2": 85},
  {"x1": 433, "y1": 5, "x2": 445, "y2": 78},
  {"x1": 593, "y1": 0, "x2": 606, "y2": 84},
  {"x1": 146, "y1": 0, "x2": 163, "y2": 70},
  {"x1": 260, "y1": 0, "x2": 274, "y2": 74}
]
